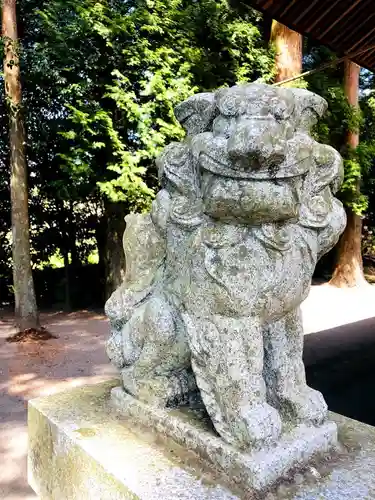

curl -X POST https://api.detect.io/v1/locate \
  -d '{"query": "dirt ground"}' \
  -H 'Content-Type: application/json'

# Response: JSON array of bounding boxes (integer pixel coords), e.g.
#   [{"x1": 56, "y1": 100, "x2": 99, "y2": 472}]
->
[
  {"x1": 0, "y1": 310, "x2": 116, "y2": 500},
  {"x1": 1, "y1": 284, "x2": 375, "y2": 500}
]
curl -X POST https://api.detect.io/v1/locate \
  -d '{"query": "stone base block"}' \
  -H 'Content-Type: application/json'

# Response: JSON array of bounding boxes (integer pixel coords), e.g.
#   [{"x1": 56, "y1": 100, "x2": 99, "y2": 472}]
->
[
  {"x1": 28, "y1": 380, "x2": 375, "y2": 499},
  {"x1": 111, "y1": 386, "x2": 337, "y2": 492}
]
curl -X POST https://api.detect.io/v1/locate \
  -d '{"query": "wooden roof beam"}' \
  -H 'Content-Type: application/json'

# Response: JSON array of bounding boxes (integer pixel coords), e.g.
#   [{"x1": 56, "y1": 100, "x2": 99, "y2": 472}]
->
[
  {"x1": 349, "y1": 26, "x2": 375, "y2": 53},
  {"x1": 330, "y1": 9, "x2": 375, "y2": 45},
  {"x1": 293, "y1": 0, "x2": 320, "y2": 26},
  {"x1": 305, "y1": 0, "x2": 342, "y2": 34},
  {"x1": 279, "y1": 0, "x2": 299, "y2": 17},
  {"x1": 319, "y1": 0, "x2": 364, "y2": 39},
  {"x1": 262, "y1": 0, "x2": 275, "y2": 10}
]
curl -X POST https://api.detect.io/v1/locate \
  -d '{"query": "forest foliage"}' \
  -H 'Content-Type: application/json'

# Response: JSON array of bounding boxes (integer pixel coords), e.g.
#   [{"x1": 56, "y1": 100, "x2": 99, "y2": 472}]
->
[{"x1": 1, "y1": 0, "x2": 375, "y2": 308}]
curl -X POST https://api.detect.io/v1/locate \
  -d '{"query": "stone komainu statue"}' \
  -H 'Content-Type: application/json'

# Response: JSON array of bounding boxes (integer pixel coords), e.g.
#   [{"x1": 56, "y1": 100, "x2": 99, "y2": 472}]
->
[{"x1": 105, "y1": 84, "x2": 346, "y2": 450}]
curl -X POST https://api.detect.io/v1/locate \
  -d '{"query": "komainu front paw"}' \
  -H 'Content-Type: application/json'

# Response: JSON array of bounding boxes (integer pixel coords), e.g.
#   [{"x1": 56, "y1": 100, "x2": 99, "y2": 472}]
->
[
  {"x1": 226, "y1": 402, "x2": 282, "y2": 450},
  {"x1": 279, "y1": 387, "x2": 328, "y2": 425},
  {"x1": 106, "y1": 332, "x2": 125, "y2": 369}
]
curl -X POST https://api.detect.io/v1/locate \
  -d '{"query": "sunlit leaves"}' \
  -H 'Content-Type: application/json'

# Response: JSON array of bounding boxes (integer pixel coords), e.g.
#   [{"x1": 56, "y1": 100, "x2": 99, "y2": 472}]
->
[{"x1": 37, "y1": 0, "x2": 274, "y2": 213}]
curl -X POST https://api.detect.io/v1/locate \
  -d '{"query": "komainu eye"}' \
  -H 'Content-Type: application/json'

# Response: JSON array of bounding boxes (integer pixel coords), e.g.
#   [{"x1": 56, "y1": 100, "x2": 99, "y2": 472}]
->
[
  {"x1": 213, "y1": 116, "x2": 234, "y2": 138},
  {"x1": 220, "y1": 94, "x2": 238, "y2": 116},
  {"x1": 271, "y1": 99, "x2": 288, "y2": 121}
]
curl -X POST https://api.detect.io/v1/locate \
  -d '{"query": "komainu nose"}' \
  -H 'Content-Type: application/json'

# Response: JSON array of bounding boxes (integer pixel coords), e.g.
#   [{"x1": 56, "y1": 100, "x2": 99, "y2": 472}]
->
[{"x1": 227, "y1": 118, "x2": 286, "y2": 170}]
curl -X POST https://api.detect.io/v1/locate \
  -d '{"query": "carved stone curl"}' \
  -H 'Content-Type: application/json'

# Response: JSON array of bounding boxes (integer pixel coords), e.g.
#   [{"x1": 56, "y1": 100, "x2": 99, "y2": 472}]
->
[{"x1": 105, "y1": 83, "x2": 346, "y2": 450}]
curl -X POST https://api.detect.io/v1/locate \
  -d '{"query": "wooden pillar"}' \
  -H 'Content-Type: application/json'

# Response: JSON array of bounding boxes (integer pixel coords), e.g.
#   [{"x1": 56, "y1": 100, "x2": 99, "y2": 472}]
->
[
  {"x1": 270, "y1": 21, "x2": 302, "y2": 83},
  {"x1": 330, "y1": 61, "x2": 368, "y2": 288}
]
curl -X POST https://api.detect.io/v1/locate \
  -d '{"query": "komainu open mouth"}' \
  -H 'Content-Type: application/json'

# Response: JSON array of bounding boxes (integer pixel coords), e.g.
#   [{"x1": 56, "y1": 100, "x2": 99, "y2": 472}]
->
[{"x1": 199, "y1": 151, "x2": 309, "y2": 181}]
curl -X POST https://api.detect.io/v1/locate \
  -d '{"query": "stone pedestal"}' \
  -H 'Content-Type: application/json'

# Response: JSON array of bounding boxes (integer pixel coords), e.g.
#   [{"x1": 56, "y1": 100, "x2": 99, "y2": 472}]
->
[
  {"x1": 110, "y1": 387, "x2": 337, "y2": 492},
  {"x1": 29, "y1": 381, "x2": 375, "y2": 499}
]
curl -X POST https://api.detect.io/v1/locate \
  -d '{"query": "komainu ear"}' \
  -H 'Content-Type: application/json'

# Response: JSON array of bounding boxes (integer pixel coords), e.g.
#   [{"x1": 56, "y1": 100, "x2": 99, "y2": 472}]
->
[
  {"x1": 299, "y1": 143, "x2": 344, "y2": 231},
  {"x1": 291, "y1": 88, "x2": 328, "y2": 131},
  {"x1": 174, "y1": 92, "x2": 217, "y2": 135},
  {"x1": 156, "y1": 142, "x2": 199, "y2": 197}
]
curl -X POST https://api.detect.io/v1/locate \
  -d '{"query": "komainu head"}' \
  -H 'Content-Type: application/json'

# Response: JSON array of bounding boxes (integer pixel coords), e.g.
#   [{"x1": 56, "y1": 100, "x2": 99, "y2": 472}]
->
[
  {"x1": 175, "y1": 83, "x2": 328, "y2": 179},
  {"x1": 172, "y1": 83, "x2": 345, "y2": 244}
]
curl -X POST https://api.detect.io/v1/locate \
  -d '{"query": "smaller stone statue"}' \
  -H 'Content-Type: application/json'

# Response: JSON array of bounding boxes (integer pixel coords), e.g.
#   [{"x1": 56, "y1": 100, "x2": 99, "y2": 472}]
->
[
  {"x1": 105, "y1": 211, "x2": 196, "y2": 407},
  {"x1": 106, "y1": 83, "x2": 346, "y2": 453}
]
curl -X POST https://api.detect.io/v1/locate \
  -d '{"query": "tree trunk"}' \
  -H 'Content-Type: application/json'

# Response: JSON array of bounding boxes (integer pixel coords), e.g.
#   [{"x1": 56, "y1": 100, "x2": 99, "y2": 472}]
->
[
  {"x1": 270, "y1": 21, "x2": 302, "y2": 83},
  {"x1": 330, "y1": 61, "x2": 368, "y2": 288},
  {"x1": 68, "y1": 199, "x2": 80, "y2": 270},
  {"x1": 330, "y1": 208, "x2": 366, "y2": 287},
  {"x1": 105, "y1": 203, "x2": 126, "y2": 299},
  {"x1": 95, "y1": 215, "x2": 107, "y2": 305},
  {"x1": 62, "y1": 250, "x2": 72, "y2": 312},
  {"x1": 96, "y1": 202, "x2": 127, "y2": 301},
  {"x1": 2, "y1": 0, "x2": 39, "y2": 330}
]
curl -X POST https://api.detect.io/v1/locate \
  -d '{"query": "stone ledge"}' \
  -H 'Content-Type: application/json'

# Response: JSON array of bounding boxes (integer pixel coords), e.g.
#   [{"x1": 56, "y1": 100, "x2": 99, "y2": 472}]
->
[
  {"x1": 28, "y1": 380, "x2": 238, "y2": 500},
  {"x1": 28, "y1": 380, "x2": 375, "y2": 499},
  {"x1": 111, "y1": 386, "x2": 337, "y2": 492}
]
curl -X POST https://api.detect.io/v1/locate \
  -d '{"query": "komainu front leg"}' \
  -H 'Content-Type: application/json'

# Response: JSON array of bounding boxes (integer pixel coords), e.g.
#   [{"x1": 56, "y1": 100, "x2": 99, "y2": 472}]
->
[
  {"x1": 183, "y1": 314, "x2": 282, "y2": 450},
  {"x1": 263, "y1": 308, "x2": 327, "y2": 425}
]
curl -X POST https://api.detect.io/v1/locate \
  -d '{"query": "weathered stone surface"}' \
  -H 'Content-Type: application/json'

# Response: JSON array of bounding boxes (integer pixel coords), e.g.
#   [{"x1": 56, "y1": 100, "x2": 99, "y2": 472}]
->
[
  {"x1": 105, "y1": 213, "x2": 195, "y2": 408},
  {"x1": 28, "y1": 381, "x2": 375, "y2": 500},
  {"x1": 28, "y1": 381, "x2": 238, "y2": 500},
  {"x1": 111, "y1": 386, "x2": 337, "y2": 492},
  {"x1": 105, "y1": 83, "x2": 346, "y2": 452}
]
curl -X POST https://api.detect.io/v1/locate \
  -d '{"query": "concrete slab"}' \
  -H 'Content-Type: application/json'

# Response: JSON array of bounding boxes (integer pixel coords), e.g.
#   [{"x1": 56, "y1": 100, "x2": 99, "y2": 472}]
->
[{"x1": 28, "y1": 380, "x2": 375, "y2": 499}]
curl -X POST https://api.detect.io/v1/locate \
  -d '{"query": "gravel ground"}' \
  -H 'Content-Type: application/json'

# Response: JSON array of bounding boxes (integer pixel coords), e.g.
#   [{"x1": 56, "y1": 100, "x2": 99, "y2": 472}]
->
[{"x1": 1, "y1": 284, "x2": 375, "y2": 499}]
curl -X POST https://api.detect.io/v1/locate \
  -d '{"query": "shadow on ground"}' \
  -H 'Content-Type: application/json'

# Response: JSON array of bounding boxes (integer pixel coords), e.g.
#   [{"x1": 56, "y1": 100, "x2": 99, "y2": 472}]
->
[{"x1": 305, "y1": 316, "x2": 375, "y2": 426}]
